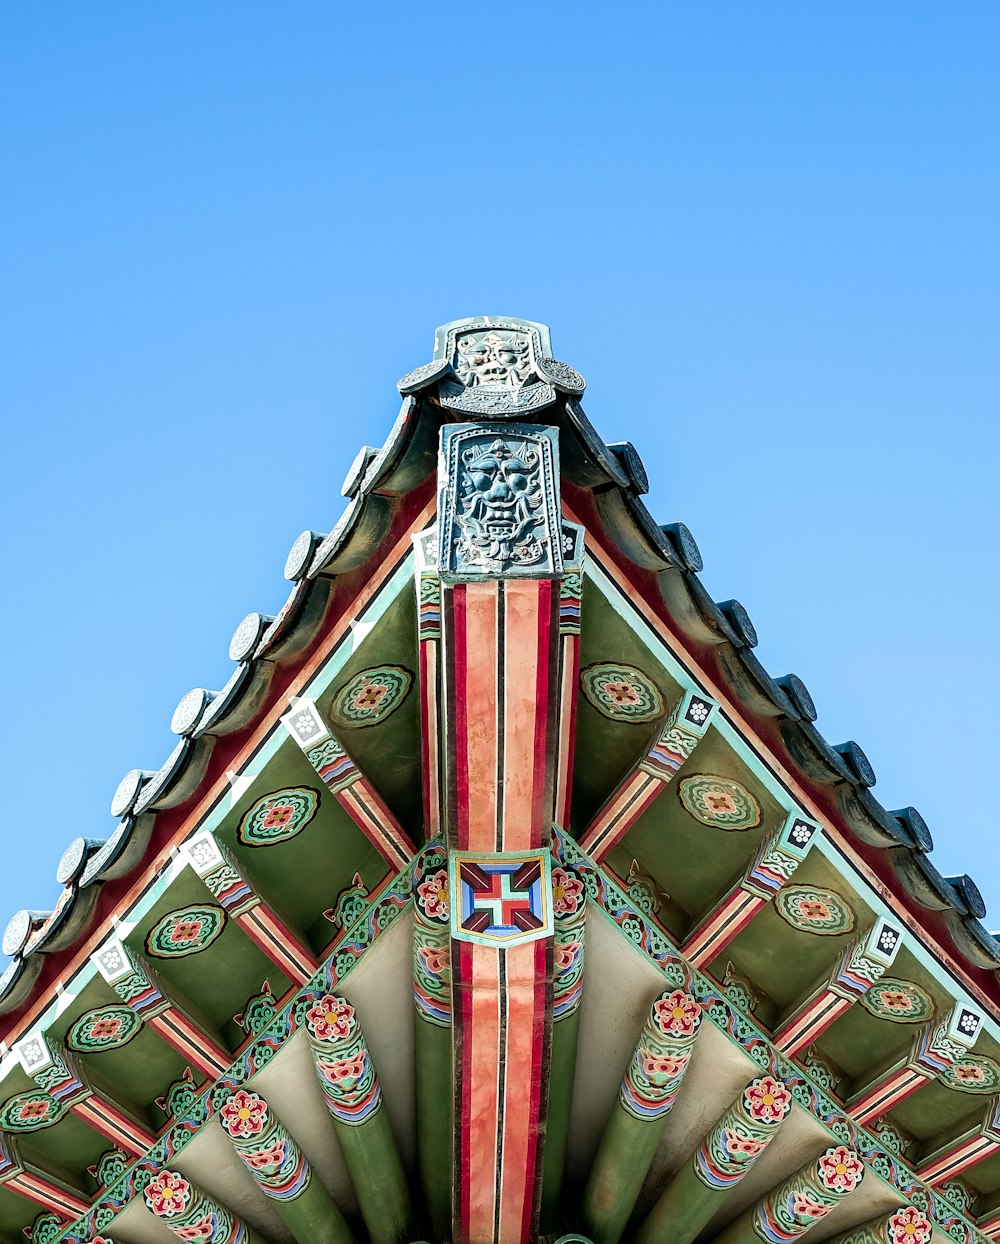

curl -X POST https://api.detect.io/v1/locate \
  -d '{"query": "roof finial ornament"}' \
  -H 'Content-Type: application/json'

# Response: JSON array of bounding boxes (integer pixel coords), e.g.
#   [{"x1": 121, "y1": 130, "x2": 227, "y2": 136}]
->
[{"x1": 397, "y1": 315, "x2": 585, "y2": 416}]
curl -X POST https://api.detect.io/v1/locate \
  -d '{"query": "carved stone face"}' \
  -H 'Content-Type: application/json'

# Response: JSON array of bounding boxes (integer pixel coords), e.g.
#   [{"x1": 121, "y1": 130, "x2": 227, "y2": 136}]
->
[{"x1": 454, "y1": 330, "x2": 534, "y2": 389}]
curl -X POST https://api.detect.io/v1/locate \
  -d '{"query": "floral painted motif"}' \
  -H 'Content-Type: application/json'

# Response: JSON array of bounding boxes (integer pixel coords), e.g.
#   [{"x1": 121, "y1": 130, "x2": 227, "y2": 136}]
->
[
  {"x1": 677, "y1": 774, "x2": 762, "y2": 832},
  {"x1": 817, "y1": 1145, "x2": 865, "y2": 1193},
  {"x1": 144, "y1": 1170, "x2": 192, "y2": 1219},
  {"x1": 745, "y1": 1077, "x2": 793, "y2": 1123},
  {"x1": 66, "y1": 1005, "x2": 142, "y2": 1053},
  {"x1": 304, "y1": 996, "x2": 356, "y2": 1042},
  {"x1": 219, "y1": 1090, "x2": 267, "y2": 1140},
  {"x1": 0, "y1": 1091, "x2": 65, "y2": 1132},
  {"x1": 551, "y1": 866, "x2": 584, "y2": 916},
  {"x1": 331, "y1": 666, "x2": 413, "y2": 728},
  {"x1": 888, "y1": 1207, "x2": 933, "y2": 1244},
  {"x1": 774, "y1": 885, "x2": 857, "y2": 936},
  {"x1": 653, "y1": 990, "x2": 702, "y2": 1037},
  {"x1": 939, "y1": 1054, "x2": 1000, "y2": 1095},
  {"x1": 580, "y1": 662, "x2": 665, "y2": 723},
  {"x1": 146, "y1": 905, "x2": 226, "y2": 958},
  {"x1": 859, "y1": 978, "x2": 935, "y2": 1024},
  {"x1": 238, "y1": 787, "x2": 319, "y2": 848},
  {"x1": 416, "y1": 870, "x2": 449, "y2": 921}
]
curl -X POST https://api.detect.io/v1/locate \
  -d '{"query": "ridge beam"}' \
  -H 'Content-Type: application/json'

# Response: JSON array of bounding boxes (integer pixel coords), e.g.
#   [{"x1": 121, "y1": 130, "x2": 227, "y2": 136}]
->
[
  {"x1": 918, "y1": 1096, "x2": 1000, "y2": 1185},
  {"x1": 707, "y1": 1142, "x2": 865, "y2": 1244},
  {"x1": 632, "y1": 1073, "x2": 794, "y2": 1244},
  {"x1": 140, "y1": 1167, "x2": 268, "y2": 1244},
  {"x1": 218, "y1": 1086, "x2": 355, "y2": 1244},
  {"x1": 680, "y1": 812, "x2": 820, "y2": 968},
  {"x1": 180, "y1": 832, "x2": 319, "y2": 985},
  {"x1": 771, "y1": 917, "x2": 904, "y2": 1055},
  {"x1": 581, "y1": 989, "x2": 702, "y2": 1244},
  {"x1": 281, "y1": 701, "x2": 415, "y2": 872},
  {"x1": 91, "y1": 938, "x2": 230, "y2": 1078},
  {"x1": 0, "y1": 1133, "x2": 89, "y2": 1220},
  {"x1": 14, "y1": 1033, "x2": 155, "y2": 1157},
  {"x1": 579, "y1": 687, "x2": 717, "y2": 860},
  {"x1": 847, "y1": 1001, "x2": 985, "y2": 1124},
  {"x1": 304, "y1": 993, "x2": 411, "y2": 1244}
]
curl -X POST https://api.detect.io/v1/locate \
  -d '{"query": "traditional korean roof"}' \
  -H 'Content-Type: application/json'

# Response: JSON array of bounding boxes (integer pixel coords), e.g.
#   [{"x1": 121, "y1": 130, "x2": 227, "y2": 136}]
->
[{"x1": 0, "y1": 316, "x2": 998, "y2": 1244}]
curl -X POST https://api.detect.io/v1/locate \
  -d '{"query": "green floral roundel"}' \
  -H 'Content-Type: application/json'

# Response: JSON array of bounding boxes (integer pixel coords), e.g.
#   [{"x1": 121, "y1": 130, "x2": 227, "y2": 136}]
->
[
  {"x1": 580, "y1": 662, "x2": 664, "y2": 723},
  {"x1": 238, "y1": 786, "x2": 319, "y2": 848},
  {"x1": 67, "y1": 1005, "x2": 143, "y2": 1053},
  {"x1": 0, "y1": 1091, "x2": 66, "y2": 1132},
  {"x1": 940, "y1": 1055, "x2": 1000, "y2": 1095},
  {"x1": 332, "y1": 665, "x2": 413, "y2": 727},
  {"x1": 774, "y1": 885, "x2": 857, "y2": 936},
  {"x1": 859, "y1": 978, "x2": 935, "y2": 1024},
  {"x1": 145, "y1": 905, "x2": 226, "y2": 958},
  {"x1": 678, "y1": 774, "x2": 762, "y2": 831}
]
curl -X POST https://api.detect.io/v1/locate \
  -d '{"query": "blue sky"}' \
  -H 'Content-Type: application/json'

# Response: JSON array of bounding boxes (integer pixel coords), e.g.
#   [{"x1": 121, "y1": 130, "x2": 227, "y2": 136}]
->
[{"x1": 1, "y1": 3, "x2": 998, "y2": 934}]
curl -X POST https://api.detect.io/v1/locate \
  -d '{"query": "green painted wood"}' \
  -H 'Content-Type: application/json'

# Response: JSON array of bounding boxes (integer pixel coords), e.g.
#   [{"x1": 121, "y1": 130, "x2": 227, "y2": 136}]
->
[
  {"x1": 632, "y1": 1074, "x2": 793, "y2": 1244},
  {"x1": 581, "y1": 990, "x2": 702, "y2": 1244}
]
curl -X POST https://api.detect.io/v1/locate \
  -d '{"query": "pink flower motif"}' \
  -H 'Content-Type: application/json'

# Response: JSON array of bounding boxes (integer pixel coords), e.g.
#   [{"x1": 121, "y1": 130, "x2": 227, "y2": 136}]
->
[
  {"x1": 723, "y1": 1128, "x2": 766, "y2": 1161},
  {"x1": 877, "y1": 989, "x2": 913, "y2": 1012},
  {"x1": 176, "y1": 1215, "x2": 214, "y2": 1243},
  {"x1": 953, "y1": 1062, "x2": 986, "y2": 1084},
  {"x1": 17, "y1": 1099, "x2": 50, "y2": 1121},
  {"x1": 321, "y1": 1053, "x2": 366, "y2": 1085},
  {"x1": 888, "y1": 1207, "x2": 932, "y2": 1244},
  {"x1": 551, "y1": 867, "x2": 584, "y2": 915},
  {"x1": 640, "y1": 1049, "x2": 690, "y2": 1080},
  {"x1": 417, "y1": 870, "x2": 449, "y2": 919},
  {"x1": 89, "y1": 1016, "x2": 123, "y2": 1040},
  {"x1": 792, "y1": 1191, "x2": 832, "y2": 1222},
  {"x1": 555, "y1": 940, "x2": 582, "y2": 972},
  {"x1": 796, "y1": 898, "x2": 832, "y2": 922},
  {"x1": 817, "y1": 1145, "x2": 864, "y2": 1193},
  {"x1": 418, "y1": 945, "x2": 449, "y2": 976},
  {"x1": 245, "y1": 1139, "x2": 286, "y2": 1171},
  {"x1": 652, "y1": 990, "x2": 701, "y2": 1037},
  {"x1": 305, "y1": 995, "x2": 355, "y2": 1041},
  {"x1": 144, "y1": 1170, "x2": 192, "y2": 1218},
  {"x1": 219, "y1": 1089, "x2": 268, "y2": 1139},
  {"x1": 743, "y1": 1076, "x2": 792, "y2": 1123},
  {"x1": 168, "y1": 920, "x2": 204, "y2": 944}
]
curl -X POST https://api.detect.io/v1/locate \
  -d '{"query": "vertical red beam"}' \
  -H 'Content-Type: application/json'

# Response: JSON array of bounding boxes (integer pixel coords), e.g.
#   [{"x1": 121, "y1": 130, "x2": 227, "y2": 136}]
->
[{"x1": 443, "y1": 579, "x2": 561, "y2": 1244}]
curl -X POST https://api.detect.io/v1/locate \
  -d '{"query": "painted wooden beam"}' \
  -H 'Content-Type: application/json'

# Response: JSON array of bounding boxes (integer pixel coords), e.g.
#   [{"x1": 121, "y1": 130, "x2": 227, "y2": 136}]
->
[
  {"x1": 633, "y1": 1072, "x2": 794, "y2": 1244},
  {"x1": 978, "y1": 1200, "x2": 1000, "y2": 1241},
  {"x1": 0, "y1": 1134, "x2": 88, "y2": 1219},
  {"x1": 847, "y1": 1002, "x2": 985, "y2": 1124},
  {"x1": 578, "y1": 687, "x2": 717, "y2": 860},
  {"x1": 140, "y1": 1167, "x2": 268, "y2": 1244},
  {"x1": 440, "y1": 577, "x2": 561, "y2": 1244},
  {"x1": 218, "y1": 1087, "x2": 355, "y2": 1244},
  {"x1": 281, "y1": 700, "x2": 416, "y2": 872},
  {"x1": 91, "y1": 938, "x2": 231, "y2": 1079},
  {"x1": 14, "y1": 1034, "x2": 154, "y2": 1157},
  {"x1": 554, "y1": 522, "x2": 586, "y2": 832},
  {"x1": 918, "y1": 1096, "x2": 1000, "y2": 1185},
  {"x1": 180, "y1": 831, "x2": 319, "y2": 985},
  {"x1": 303, "y1": 993, "x2": 411, "y2": 1244},
  {"x1": 680, "y1": 812, "x2": 820, "y2": 968},
  {"x1": 817, "y1": 1206, "x2": 934, "y2": 1244},
  {"x1": 411, "y1": 840, "x2": 453, "y2": 1241},
  {"x1": 771, "y1": 917, "x2": 904, "y2": 1055},
  {"x1": 413, "y1": 528, "x2": 443, "y2": 840},
  {"x1": 581, "y1": 988, "x2": 702, "y2": 1244},
  {"x1": 708, "y1": 1143, "x2": 865, "y2": 1244}
]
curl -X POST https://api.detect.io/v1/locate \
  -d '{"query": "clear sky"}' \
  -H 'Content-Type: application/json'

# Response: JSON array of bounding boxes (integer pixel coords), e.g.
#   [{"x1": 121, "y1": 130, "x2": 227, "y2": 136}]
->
[{"x1": 1, "y1": 4, "x2": 998, "y2": 940}]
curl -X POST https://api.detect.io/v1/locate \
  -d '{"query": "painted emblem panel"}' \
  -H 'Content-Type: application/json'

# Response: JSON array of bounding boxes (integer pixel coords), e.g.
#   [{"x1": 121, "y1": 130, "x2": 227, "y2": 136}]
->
[
  {"x1": 145, "y1": 905, "x2": 226, "y2": 958},
  {"x1": 678, "y1": 774, "x2": 762, "y2": 831},
  {"x1": 238, "y1": 787, "x2": 320, "y2": 848},
  {"x1": 939, "y1": 1054, "x2": 1000, "y2": 1094},
  {"x1": 580, "y1": 662, "x2": 665, "y2": 723},
  {"x1": 859, "y1": 978, "x2": 935, "y2": 1024},
  {"x1": 774, "y1": 885, "x2": 856, "y2": 936},
  {"x1": 449, "y1": 850, "x2": 554, "y2": 947},
  {"x1": 330, "y1": 666, "x2": 413, "y2": 728},
  {"x1": 66, "y1": 1006, "x2": 143, "y2": 1053}
]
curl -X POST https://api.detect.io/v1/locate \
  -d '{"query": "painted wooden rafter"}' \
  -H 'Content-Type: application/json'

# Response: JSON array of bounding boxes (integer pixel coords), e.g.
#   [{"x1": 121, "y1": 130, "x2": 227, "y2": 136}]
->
[
  {"x1": 771, "y1": 916, "x2": 904, "y2": 1055},
  {"x1": 680, "y1": 810, "x2": 821, "y2": 967},
  {"x1": 578, "y1": 685, "x2": 718, "y2": 860},
  {"x1": 0, "y1": 1133, "x2": 89, "y2": 1219},
  {"x1": 90, "y1": 938, "x2": 230, "y2": 1078},
  {"x1": 14, "y1": 1033, "x2": 155, "y2": 1156},
  {"x1": 554, "y1": 522, "x2": 585, "y2": 831},
  {"x1": 140, "y1": 1167, "x2": 267, "y2": 1244},
  {"x1": 180, "y1": 831, "x2": 319, "y2": 985},
  {"x1": 413, "y1": 527, "x2": 443, "y2": 840},
  {"x1": 918, "y1": 1096, "x2": 1000, "y2": 1186},
  {"x1": 848, "y1": 1001, "x2": 985, "y2": 1124},
  {"x1": 281, "y1": 700, "x2": 415, "y2": 872}
]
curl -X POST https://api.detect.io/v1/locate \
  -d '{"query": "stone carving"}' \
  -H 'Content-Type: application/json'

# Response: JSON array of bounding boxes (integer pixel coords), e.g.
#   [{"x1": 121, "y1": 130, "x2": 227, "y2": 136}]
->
[{"x1": 438, "y1": 423, "x2": 562, "y2": 579}]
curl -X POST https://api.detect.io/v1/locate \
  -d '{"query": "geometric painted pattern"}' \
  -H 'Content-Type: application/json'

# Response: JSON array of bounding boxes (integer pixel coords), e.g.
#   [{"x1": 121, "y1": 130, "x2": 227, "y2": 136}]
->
[
  {"x1": 580, "y1": 662, "x2": 665, "y2": 723},
  {"x1": 859, "y1": 978, "x2": 936, "y2": 1024},
  {"x1": 449, "y1": 850, "x2": 553, "y2": 947},
  {"x1": 0, "y1": 1090, "x2": 66, "y2": 1132},
  {"x1": 237, "y1": 787, "x2": 319, "y2": 848},
  {"x1": 939, "y1": 1055, "x2": 1000, "y2": 1095},
  {"x1": 331, "y1": 665, "x2": 413, "y2": 728},
  {"x1": 678, "y1": 774, "x2": 762, "y2": 831},
  {"x1": 66, "y1": 1006, "x2": 143, "y2": 1053},
  {"x1": 774, "y1": 885, "x2": 857, "y2": 936},
  {"x1": 145, "y1": 905, "x2": 226, "y2": 958}
]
